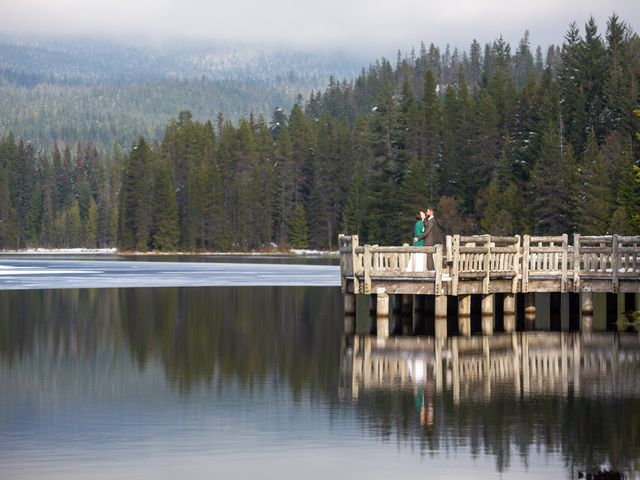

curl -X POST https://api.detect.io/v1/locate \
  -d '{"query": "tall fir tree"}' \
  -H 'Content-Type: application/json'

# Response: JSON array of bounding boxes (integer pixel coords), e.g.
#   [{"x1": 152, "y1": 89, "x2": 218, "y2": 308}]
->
[{"x1": 576, "y1": 131, "x2": 613, "y2": 234}]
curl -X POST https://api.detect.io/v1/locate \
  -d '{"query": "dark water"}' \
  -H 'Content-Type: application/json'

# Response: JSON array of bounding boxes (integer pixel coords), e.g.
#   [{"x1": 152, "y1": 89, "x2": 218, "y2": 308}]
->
[{"x1": 1, "y1": 286, "x2": 639, "y2": 479}]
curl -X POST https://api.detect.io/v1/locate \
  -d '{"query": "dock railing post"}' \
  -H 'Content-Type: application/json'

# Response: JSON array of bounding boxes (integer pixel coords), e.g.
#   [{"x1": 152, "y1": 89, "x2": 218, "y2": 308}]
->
[
  {"x1": 363, "y1": 245, "x2": 372, "y2": 294},
  {"x1": 522, "y1": 235, "x2": 530, "y2": 293},
  {"x1": 452, "y1": 235, "x2": 460, "y2": 296},
  {"x1": 435, "y1": 244, "x2": 443, "y2": 294},
  {"x1": 483, "y1": 234, "x2": 491, "y2": 295},
  {"x1": 513, "y1": 235, "x2": 521, "y2": 294},
  {"x1": 351, "y1": 235, "x2": 360, "y2": 294},
  {"x1": 573, "y1": 234, "x2": 581, "y2": 292}
]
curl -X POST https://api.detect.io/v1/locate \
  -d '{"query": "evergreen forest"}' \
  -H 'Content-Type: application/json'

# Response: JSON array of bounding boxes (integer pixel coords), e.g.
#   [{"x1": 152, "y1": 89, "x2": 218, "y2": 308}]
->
[{"x1": 0, "y1": 15, "x2": 639, "y2": 251}]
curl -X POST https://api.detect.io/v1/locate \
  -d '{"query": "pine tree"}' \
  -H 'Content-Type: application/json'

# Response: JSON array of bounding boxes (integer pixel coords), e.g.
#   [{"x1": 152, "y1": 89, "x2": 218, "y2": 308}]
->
[
  {"x1": 576, "y1": 131, "x2": 612, "y2": 234},
  {"x1": 581, "y1": 16, "x2": 608, "y2": 142},
  {"x1": 0, "y1": 163, "x2": 14, "y2": 248},
  {"x1": 342, "y1": 117, "x2": 370, "y2": 239},
  {"x1": 530, "y1": 123, "x2": 571, "y2": 234},
  {"x1": 480, "y1": 146, "x2": 520, "y2": 234},
  {"x1": 118, "y1": 137, "x2": 152, "y2": 251},
  {"x1": 559, "y1": 22, "x2": 588, "y2": 152},
  {"x1": 67, "y1": 201, "x2": 82, "y2": 248},
  {"x1": 151, "y1": 160, "x2": 179, "y2": 250},
  {"x1": 274, "y1": 126, "x2": 294, "y2": 245},
  {"x1": 420, "y1": 70, "x2": 440, "y2": 206},
  {"x1": 84, "y1": 197, "x2": 98, "y2": 247},
  {"x1": 288, "y1": 204, "x2": 309, "y2": 249}
]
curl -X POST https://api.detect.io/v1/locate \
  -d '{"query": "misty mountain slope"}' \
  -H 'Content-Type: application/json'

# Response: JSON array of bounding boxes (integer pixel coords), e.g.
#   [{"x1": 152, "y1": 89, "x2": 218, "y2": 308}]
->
[{"x1": 0, "y1": 37, "x2": 364, "y2": 150}]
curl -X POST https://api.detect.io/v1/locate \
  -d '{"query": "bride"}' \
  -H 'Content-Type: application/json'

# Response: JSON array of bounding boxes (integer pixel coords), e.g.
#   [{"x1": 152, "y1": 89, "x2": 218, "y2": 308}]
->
[{"x1": 407, "y1": 211, "x2": 426, "y2": 272}]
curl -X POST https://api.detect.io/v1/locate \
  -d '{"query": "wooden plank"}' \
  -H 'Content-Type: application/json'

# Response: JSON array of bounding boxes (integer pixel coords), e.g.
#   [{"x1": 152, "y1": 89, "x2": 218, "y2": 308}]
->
[
  {"x1": 580, "y1": 236, "x2": 617, "y2": 242},
  {"x1": 369, "y1": 246, "x2": 438, "y2": 254},
  {"x1": 576, "y1": 247, "x2": 614, "y2": 254},
  {"x1": 460, "y1": 235, "x2": 490, "y2": 243},
  {"x1": 488, "y1": 236, "x2": 520, "y2": 243},
  {"x1": 459, "y1": 247, "x2": 490, "y2": 254},
  {"x1": 529, "y1": 235, "x2": 566, "y2": 242},
  {"x1": 372, "y1": 272, "x2": 436, "y2": 279}
]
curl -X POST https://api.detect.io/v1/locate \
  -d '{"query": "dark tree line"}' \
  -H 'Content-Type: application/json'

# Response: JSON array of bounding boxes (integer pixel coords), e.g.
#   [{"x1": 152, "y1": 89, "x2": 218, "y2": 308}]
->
[{"x1": 1, "y1": 15, "x2": 639, "y2": 251}]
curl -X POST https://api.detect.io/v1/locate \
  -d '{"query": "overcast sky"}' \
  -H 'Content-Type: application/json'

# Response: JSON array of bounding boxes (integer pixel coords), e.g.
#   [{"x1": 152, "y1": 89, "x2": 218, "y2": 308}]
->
[{"x1": 0, "y1": 0, "x2": 638, "y2": 55}]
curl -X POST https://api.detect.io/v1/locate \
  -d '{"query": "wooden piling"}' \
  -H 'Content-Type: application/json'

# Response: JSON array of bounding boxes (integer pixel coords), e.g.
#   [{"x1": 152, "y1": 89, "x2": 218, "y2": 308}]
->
[
  {"x1": 524, "y1": 292, "x2": 536, "y2": 330},
  {"x1": 581, "y1": 292, "x2": 593, "y2": 332},
  {"x1": 376, "y1": 291, "x2": 390, "y2": 339},
  {"x1": 458, "y1": 294, "x2": 471, "y2": 336},
  {"x1": 344, "y1": 293, "x2": 356, "y2": 335},
  {"x1": 435, "y1": 295, "x2": 448, "y2": 339},
  {"x1": 481, "y1": 294, "x2": 494, "y2": 336},
  {"x1": 503, "y1": 294, "x2": 516, "y2": 333}
]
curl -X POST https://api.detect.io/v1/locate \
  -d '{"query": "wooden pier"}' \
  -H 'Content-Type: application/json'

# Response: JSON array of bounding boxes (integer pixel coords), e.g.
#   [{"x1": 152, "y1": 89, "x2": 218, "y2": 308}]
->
[{"x1": 339, "y1": 234, "x2": 640, "y2": 338}]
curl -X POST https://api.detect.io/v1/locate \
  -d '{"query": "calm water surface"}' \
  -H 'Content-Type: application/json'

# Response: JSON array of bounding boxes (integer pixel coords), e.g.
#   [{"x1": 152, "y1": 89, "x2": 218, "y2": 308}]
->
[{"x1": 0, "y1": 282, "x2": 639, "y2": 479}]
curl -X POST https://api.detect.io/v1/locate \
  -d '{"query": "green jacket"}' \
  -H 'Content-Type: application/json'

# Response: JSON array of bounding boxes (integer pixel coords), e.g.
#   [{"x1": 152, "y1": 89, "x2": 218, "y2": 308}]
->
[{"x1": 412, "y1": 220, "x2": 425, "y2": 246}]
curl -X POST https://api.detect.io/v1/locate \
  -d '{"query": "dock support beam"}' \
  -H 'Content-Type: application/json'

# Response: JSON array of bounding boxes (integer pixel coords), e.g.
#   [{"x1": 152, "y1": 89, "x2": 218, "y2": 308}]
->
[
  {"x1": 481, "y1": 294, "x2": 494, "y2": 336},
  {"x1": 524, "y1": 293, "x2": 536, "y2": 330},
  {"x1": 580, "y1": 292, "x2": 593, "y2": 332},
  {"x1": 458, "y1": 294, "x2": 471, "y2": 336},
  {"x1": 376, "y1": 291, "x2": 390, "y2": 339},
  {"x1": 344, "y1": 293, "x2": 356, "y2": 335},
  {"x1": 503, "y1": 294, "x2": 516, "y2": 333},
  {"x1": 435, "y1": 295, "x2": 448, "y2": 339}
]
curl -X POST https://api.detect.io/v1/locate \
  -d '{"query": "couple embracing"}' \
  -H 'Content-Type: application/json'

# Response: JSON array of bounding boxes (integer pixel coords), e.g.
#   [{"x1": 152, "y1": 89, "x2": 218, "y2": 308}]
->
[
  {"x1": 407, "y1": 207, "x2": 439, "y2": 272},
  {"x1": 412, "y1": 207, "x2": 438, "y2": 248}
]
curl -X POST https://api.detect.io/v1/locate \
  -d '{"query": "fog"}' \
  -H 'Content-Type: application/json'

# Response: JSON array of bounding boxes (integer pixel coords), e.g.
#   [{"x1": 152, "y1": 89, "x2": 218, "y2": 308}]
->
[{"x1": 0, "y1": 0, "x2": 638, "y2": 54}]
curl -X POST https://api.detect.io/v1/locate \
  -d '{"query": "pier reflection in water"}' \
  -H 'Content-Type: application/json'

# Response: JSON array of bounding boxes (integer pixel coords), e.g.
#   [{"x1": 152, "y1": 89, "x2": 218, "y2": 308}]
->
[
  {"x1": 340, "y1": 332, "x2": 640, "y2": 477},
  {"x1": 1, "y1": 286, "x2": 639, "y2": 479}
]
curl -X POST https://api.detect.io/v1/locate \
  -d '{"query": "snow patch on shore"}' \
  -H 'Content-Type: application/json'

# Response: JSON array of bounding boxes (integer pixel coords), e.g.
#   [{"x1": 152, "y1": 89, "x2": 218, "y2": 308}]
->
[
  {"x1": 1, "y1": 248, "x2": 337, "y2": 257},
  {"x1": 1, "y1": 248, "x2": 117, "y2": 255}
]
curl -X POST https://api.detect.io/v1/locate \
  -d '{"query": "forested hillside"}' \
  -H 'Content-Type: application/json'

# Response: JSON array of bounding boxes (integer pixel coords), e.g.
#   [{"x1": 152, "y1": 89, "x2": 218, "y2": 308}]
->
[
  {"x1": 0, "y1": 37, "x2": 362, "y2": 151},
  {"x1": 0, "y1": 15, "x2": 639, "y2": 251}
]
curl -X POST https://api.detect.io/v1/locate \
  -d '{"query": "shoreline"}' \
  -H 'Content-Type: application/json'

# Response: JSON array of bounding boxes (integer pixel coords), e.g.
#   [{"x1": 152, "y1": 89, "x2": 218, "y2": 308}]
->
[{"x1": 0, "y1": 248, "x2": 338, "y2": 257}]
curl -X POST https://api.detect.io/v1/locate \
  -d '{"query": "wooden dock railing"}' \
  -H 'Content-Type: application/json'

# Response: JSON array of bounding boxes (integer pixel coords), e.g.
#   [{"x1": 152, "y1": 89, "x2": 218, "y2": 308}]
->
[{"x1": 339, "y1": 234, "x2": 640, "y2": 295}]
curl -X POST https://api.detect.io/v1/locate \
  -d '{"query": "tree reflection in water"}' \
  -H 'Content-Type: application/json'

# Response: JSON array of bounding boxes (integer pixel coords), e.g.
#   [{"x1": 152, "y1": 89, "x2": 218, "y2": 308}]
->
[{"x1": 1, "y1": 288, "x2": 639, "y2": 478}]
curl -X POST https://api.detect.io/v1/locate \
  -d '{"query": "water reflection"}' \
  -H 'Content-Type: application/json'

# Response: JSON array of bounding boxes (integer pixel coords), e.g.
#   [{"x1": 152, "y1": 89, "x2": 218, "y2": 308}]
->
[
  {"x1": 0, "y1": 287, "x2": 342, "y2": 393},
  {"x1": 339, "y1": 332, "x2": 640, "y2": 476},
  {"x1": 1, "y1": 287, "x2": 639, "y2": 479}
]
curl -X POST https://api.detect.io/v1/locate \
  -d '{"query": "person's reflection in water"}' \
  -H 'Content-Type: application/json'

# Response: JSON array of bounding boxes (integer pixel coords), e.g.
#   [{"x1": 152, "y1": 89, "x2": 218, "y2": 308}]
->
[
  {"x1": 410, "y1": 355, "x2": 434, "y2": 430},
  {"x1": 417, "y1": 391, "x2": 434, "y2": 430}
]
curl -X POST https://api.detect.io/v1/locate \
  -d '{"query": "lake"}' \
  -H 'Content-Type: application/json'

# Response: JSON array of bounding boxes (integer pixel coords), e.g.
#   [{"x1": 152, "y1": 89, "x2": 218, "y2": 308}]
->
[{"x1": 0, "y1": 258, "x2": 638, "y2": 479}]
